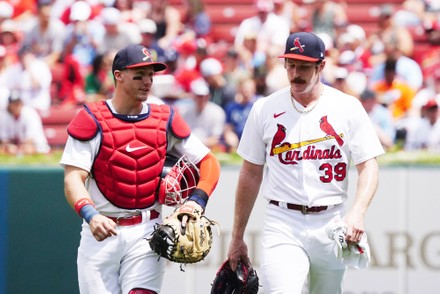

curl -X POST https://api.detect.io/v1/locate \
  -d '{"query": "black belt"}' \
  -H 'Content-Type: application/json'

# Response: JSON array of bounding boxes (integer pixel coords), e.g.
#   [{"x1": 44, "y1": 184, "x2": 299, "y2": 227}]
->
[{"x1": 269, "y1": 200, "x2": 329, "y2": 214}]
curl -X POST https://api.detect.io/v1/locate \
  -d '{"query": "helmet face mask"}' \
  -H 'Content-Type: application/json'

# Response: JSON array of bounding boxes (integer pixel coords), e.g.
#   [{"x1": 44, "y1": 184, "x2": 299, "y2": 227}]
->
[{"x1": 159, "y1": 155, "x2": 200, "y2": 206}]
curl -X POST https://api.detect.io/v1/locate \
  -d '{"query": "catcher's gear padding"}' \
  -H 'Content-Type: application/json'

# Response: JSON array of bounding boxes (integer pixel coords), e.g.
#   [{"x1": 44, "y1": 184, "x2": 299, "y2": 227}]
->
[
  {"x1": 159, "y1": 155, "x2": 200, "y2": 206},
  {"x1": 148, "y1": 202, "x2": 219, "y2": 264},
  {"x1": 211, "y1": 259, "x2": 260, "y2": 294}
]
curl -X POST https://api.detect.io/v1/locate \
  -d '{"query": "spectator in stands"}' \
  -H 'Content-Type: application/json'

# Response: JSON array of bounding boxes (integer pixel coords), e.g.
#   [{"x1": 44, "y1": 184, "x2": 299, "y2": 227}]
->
[
  {"x1": 360, "y1": 88, "x2": 396, "y2": 151},
  {"x1": 114, "y1": 0, "x2": 141, "y2": 23},
  {"x1": 404, "y1": 99, "x2": 440, "y2": 151},
  {"x1": 411, "y1": 67, "x2": 440, "y2": 115},
  {"x1": 146, "y1": 0, "x2": 182, "y2": 49},
  {"x1": 200, "y1": 57, "x2": 235, "y2": 108},
  {"x1": 367, "y1": 4, "x2": 414, "y2": 61},
  {"x1": 304, "y1": 0, "x2": 348, "y2": 39},
  {"x1": 273, "y1": 0, "x2": 303, "y2": 34},
  {"x1": 181, "y1": 0, "x2": 211, "y2": 39},
  {"x1": 265, "y1": 44, "x2": 289, "y2": 95},
  {"x1": 0, "y1": 90, "x2": 50, "y2": 155},
  {"x1": 336, "y1": 24, "x2": 372, "y2": 74},
  {"x1": 371, "y1": 58, "x2": 416, "y2": 121},
  {"x1": 222, "y1": 48, "x2": 251, "y2": 97},
  {"x1": 21, "y1": 0, "x2": 66, "y2": 68},
  {"x1": 84, "y1": 51, "x2": 115, "y2": 103},
  {"x1": 63, "y1": 0, "x2": 104, "y2": 75},
  {"x1": 223, "y1": 77, "x2": 258, "y2": 153},
  {"x1": 234, "y1": 0, "x2": 289, "y2": 71},
  {"x1": 331, "y1": 67, "x2": 358, "y2": 97},
  {"x1": 235, "y1": 30, "x2": 266, "y2": 72},
  {"x1": 137, "y1": 18, "x2": 165, "y2": 63},
  {"x1": 369, "y1": 38, "x2": 423, "y2": 92},
  {"x1": 3, "y1": 46, "x2": 52, "y2": 112},
  {"x1": 253, "y1": 64, "x2": 269, "y2": 97},
  {"x1": 174, "y1": 78, "x2": 226, "y2": 151},
  {"x1": 98, "y1": 7, "x2": 141, "y2": 54},
  {"x1": 0, "y1": 20, "x2": 20, "y2": 67},
  {"x1": 419, "y1": 19, "x2": 440, "y2": 77},
  {"x1": 51, "y1": 49, "x2": 86, "y2": 106},
  {"x1": 0, "y1": 45, "x2": 9, "y2": 109}
]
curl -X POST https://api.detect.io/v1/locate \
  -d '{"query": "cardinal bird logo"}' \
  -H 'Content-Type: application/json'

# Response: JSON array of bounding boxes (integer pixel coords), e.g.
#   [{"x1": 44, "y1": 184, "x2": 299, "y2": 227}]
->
[
  {"x1": 291, "y1": 37, "x2": 305, "y2": 53},
  {"x1": 271, "y1": 124, "x2": 286, "y2": 156},
  {"x1": 319, "y1": 116, "x2": 344, "y2": 146}
]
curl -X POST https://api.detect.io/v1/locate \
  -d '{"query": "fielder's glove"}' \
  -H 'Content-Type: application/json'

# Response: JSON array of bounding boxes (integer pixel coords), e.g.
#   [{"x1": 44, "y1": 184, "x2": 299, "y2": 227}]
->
[
  {"x1": 211, "y1": 259, "x2": 260, "y2": 294},
  {"x1": 148, "y1": 201, "x2": 219, "y2": 264}
]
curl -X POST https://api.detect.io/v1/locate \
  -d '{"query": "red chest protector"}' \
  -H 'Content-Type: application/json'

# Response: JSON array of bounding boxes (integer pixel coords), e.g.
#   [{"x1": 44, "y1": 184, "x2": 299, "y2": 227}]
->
[{"x1": 67, "y1": 101, "x2": 191, "y2": 209}]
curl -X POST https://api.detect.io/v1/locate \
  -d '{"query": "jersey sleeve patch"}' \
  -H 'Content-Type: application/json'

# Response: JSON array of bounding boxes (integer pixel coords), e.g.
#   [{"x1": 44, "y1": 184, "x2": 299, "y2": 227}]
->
[
  {"x1": 67, "y1": 108, "x2": 99, "y2": 141},
  {"x1": 169, "y1": 107, "x2": 191, "y2": 139}
]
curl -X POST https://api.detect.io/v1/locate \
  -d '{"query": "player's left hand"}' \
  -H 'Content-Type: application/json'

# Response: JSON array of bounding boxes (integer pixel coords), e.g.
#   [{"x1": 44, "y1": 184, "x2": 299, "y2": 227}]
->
[
  {"x1": 342, "y1": 212, "x2": 365, "y2": 244},
  {"x1": 175, "y1": 200, "x2": 204, "y2": 216}
]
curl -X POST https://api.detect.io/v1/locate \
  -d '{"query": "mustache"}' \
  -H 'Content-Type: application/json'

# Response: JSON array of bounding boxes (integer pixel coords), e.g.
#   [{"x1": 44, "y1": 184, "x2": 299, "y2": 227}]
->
[{"x1": 292, "y1": 78, "x2": 306, "y2": 84}]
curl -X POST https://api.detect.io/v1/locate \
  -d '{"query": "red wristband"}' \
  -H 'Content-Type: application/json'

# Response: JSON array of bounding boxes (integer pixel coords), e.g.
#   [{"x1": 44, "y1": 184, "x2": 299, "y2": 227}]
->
[{"x1": 74, "y1": 198, "x2": 95, "y2": 216}]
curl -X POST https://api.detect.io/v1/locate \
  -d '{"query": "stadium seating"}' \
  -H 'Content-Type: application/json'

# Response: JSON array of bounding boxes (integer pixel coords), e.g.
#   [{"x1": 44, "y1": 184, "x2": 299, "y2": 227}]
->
[
  {"x1": 39, "y1": 106, "x2": 81, "y2": 149},
  {"x1": 175, "y1": 0, "x2": 433, "y2": 64}
]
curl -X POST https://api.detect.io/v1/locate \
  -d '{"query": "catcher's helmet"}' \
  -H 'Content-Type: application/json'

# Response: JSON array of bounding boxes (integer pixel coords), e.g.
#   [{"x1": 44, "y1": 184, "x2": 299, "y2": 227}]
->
[{"x1": 158, "y1": 155, "x2": 200, "y2": 206}]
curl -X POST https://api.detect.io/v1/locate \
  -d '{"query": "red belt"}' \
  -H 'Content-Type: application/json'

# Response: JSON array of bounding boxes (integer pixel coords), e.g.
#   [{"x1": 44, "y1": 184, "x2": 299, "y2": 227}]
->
[
  {"x1": 269, "y1": 200, "x2": 328, "y2": 214},
  {"x1": 108, "y1": 210, "x2": 160, "y2": 226}
]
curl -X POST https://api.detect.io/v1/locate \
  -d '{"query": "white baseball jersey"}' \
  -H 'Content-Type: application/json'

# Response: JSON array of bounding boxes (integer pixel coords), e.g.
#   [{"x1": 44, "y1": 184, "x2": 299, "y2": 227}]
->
[{"x1": 237, "y1": 85, "x2": 385, "y2": 206}]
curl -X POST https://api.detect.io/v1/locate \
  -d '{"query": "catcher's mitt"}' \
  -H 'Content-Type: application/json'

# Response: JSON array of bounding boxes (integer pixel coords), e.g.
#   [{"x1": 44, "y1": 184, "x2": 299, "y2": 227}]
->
[
  {"x1": 148, "y1": 202, "x2": 219, "y2": 264},
  {"x1": 211, "y1": 259, "x2": 260, "y2": 294}
]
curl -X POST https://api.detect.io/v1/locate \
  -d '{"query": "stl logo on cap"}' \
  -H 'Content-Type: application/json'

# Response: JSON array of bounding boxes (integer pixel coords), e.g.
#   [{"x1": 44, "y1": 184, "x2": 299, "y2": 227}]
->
[
  {"x1": 142, "y1": 48, "x2": 152, "y2": 62},
  {"x1": 278, "y1": 32, "x2": 325, "y2": 62},
  {"x1": 291, "y1": 38, "x2": 305, "y2": 53}
]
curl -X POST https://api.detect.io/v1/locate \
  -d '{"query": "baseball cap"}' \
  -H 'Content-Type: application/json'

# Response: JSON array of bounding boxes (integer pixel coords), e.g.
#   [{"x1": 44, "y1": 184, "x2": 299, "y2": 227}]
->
[
  {"x1": 279, "y1": 32, "x2": 325, "y2": 62},
  {"x1": 0, "y1": 1, "x2": 13, "y2": 18},
  {"x1": 101, "y1": 7, "x2": 121, "y2": 25},
  {"x1": 138, "y1": 18, "x2": 157, "y2": 34},
  {"x1": 70, "y1": 1, "x2": 91, "y2": 22},
  {"x1": 8, "y1": 90, "x2": 21, "y2": 103},
  {"x1": 112, "y1": 44, "x2": 167, "y2": 73},
  {"x1": 190, "y1": 78, "x2": 210, "y2": 96},
  {"x1": 200, "y1": 58, "x2": 223, "y2": 77}
]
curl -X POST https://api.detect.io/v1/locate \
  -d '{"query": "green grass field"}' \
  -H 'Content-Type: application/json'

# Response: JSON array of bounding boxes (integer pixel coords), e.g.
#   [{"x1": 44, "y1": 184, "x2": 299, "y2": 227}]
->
[{"x1": 1, "y1": 149, "x2": 440, "y2": 167}]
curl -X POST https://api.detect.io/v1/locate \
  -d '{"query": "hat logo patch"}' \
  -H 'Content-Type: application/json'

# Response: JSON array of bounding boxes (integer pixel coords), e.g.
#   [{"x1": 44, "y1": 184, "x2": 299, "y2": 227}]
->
[
  {"x1": 142, "y1": 48, "x2": 152, "y2": 61},
  {"x1": 291, "y1": 37, "x2": 305, "y2": 53}
]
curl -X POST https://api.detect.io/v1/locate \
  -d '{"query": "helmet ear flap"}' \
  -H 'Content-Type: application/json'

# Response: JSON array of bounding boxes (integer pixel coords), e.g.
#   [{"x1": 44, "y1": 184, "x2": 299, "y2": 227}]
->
[{"x1": 158, "y1": 155, "x2": 200, "y2": 206}]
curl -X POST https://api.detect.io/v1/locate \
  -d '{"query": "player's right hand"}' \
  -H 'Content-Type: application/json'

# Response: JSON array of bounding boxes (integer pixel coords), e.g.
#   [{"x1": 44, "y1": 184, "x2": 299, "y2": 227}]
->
[
  {"x1": 89, "y1": 215, "x2": 118, "y2": 241},
  {"x1": 227, "y1": 238, "x2": 249, "y2": 272}
]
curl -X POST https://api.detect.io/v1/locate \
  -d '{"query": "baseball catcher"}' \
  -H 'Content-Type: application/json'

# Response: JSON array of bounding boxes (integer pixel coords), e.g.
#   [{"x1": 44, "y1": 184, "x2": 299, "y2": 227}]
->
[
  {"x1": 148, "y1": 201, "x2": 219, "y2": 264},
  {"x1": 211, "y1": 259, "x2": 260, "y2": 294}
]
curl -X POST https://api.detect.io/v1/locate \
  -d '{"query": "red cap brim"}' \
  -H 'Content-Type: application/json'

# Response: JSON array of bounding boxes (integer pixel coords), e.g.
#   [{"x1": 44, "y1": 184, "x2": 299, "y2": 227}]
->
[
  {"x1": 126, "y1": 62, "x2": 167, "y2": 72},
  {"x1": 278, "y1": 53, "x2": 319, "y2": 62}
]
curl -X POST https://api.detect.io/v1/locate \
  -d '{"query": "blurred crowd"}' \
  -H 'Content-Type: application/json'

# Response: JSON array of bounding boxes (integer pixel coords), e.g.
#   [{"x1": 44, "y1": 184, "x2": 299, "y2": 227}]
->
[{"x1": 0, "y1": 0, "x2": 439, "y2": 155}]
